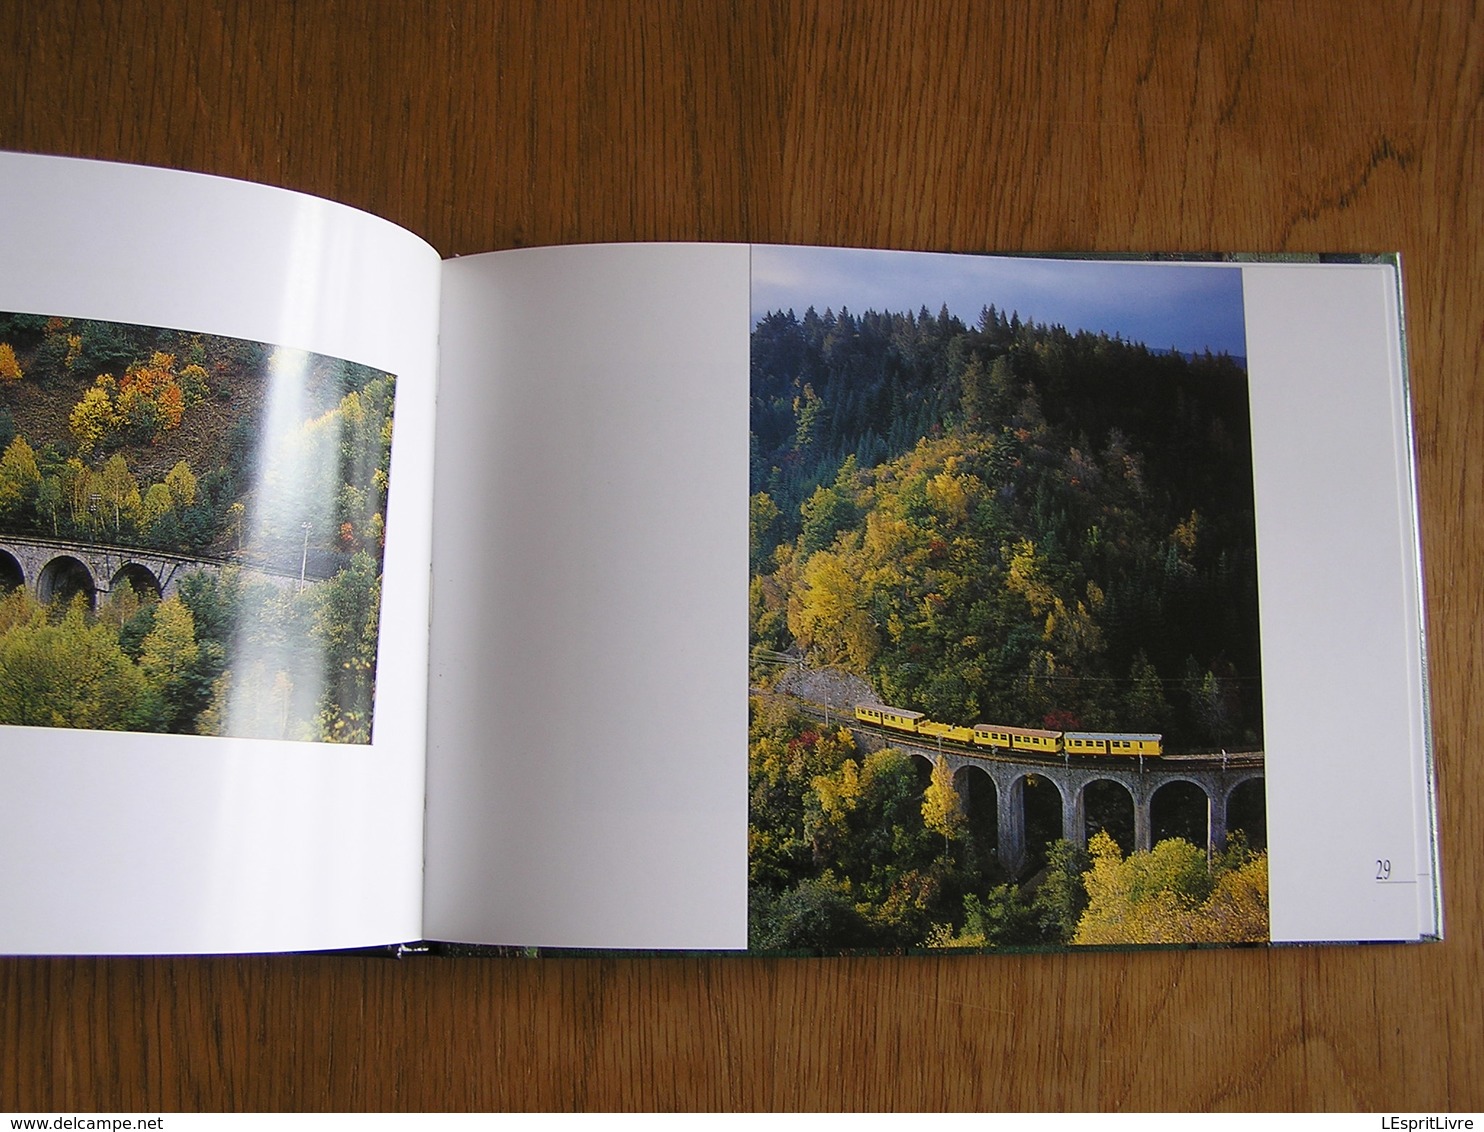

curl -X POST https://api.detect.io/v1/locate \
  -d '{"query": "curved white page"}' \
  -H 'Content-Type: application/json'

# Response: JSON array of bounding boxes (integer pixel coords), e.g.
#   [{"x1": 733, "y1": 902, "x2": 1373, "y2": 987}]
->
[{"x1": 0, "y1": 153, "x2": 441, "y2": 953}]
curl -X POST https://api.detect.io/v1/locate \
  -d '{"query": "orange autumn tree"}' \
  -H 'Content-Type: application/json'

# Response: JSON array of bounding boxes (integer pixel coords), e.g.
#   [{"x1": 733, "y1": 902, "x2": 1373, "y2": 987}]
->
[
  {"x1": 117, "y1": 351, "x2": 186, "y2": 435},
  {"x1": 68, "y1": 352, "x2": 189, "y2": 453}
]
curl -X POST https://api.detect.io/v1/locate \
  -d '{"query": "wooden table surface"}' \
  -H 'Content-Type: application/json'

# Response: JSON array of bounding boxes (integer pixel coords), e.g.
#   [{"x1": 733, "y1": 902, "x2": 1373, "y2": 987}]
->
[{"x1": 1, "y1": 0, "x2": 1480, "y2": 1112}]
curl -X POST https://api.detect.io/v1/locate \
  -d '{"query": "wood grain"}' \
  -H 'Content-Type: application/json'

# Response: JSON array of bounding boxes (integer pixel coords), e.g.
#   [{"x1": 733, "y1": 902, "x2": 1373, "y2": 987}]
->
[{"x1": 1, "y1": 0, "x2": 1480, "y2": 1111}]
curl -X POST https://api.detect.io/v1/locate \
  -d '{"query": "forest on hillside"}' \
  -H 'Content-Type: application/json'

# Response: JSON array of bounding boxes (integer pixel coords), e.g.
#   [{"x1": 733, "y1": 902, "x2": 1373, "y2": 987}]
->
[
  {"x1": 748, "y1": 294, "x2": 1268, "y2": 950},
  {"x1": 750, "y1": 301, "x2": 1261, "y2": 745},
  {"x1": 0, "y1": 311, "x2": 394, "y2": 743}
]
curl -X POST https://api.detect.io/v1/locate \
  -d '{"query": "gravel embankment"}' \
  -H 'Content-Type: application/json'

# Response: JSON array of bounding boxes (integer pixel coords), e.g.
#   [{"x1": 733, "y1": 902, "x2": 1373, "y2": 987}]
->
[{"x1": 773, "y1": 666, "x2": 875, "y2": 713}]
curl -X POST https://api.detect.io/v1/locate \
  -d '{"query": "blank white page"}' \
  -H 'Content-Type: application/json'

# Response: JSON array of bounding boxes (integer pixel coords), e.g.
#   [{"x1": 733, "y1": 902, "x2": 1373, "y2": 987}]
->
[{"x1": 426, "y1": 244, "x2": 750, "y2": 949}]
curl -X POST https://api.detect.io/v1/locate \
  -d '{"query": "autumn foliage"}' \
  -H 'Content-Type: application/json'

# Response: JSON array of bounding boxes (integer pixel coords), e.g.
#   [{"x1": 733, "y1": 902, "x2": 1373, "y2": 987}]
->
[
  {"x1": 1073, "y1": 830, "x2": 1269, "y2": 945},
  {"x1": 750, "y1": 304, "x2": 1262, "y2": 748},
  {"x1": 0, "y1": 343, "x2": 21, "y2": 382},
  {"x1": 118, "y1": 352, "x2": 186, "y2": 431},
  {"x1": 748, "y1": 300, "x2": 1266, "y2": 951},
  {"x1": 67, "y1": 352, "x2": 189, "y2": 457},
  {"x1": 1, "y1": 311, "x2": 398, "y2": 746}
]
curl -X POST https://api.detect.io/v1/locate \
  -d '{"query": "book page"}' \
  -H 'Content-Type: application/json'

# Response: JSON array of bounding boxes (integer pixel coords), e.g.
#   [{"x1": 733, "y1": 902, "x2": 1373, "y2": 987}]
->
[
  {"x1": 425, "y1": 244, "x2": 750, "y2": 949},
  {"x1": 0, "y1": 154, "x2": 441, "y2": 953},
  {"x1": 1244, "y1": 262, "x2": 1439, "y2": 943},
  {"x1": 427, "y1": 246, "x2": 1434, "y2": 953}
]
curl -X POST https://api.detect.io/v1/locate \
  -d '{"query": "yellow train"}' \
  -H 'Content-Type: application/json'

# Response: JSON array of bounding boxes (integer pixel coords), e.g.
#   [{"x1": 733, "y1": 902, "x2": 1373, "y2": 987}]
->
[{"x1": 854, "y1": 703, "x2": 1162, "y2": 757}]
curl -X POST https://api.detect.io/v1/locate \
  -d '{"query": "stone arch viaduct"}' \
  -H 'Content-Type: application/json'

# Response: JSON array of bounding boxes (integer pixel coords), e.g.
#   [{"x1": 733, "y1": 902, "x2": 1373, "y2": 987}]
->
[
  {"x1": 917, "y1": 742, "x2": 1264, "y2": 875},
  {"x1": 801, "y1": 702, "x2": 1266, "y2": 877},
  {"x1": 0, "y1": 533, "x2": 310, "y2": 607}
]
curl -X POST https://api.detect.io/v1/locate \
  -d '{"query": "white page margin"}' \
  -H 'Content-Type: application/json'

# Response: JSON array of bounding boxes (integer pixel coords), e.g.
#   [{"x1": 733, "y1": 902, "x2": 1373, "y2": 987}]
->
[{"x1": 1244, "y1": 262, "x2": 1434, "y2": 943}]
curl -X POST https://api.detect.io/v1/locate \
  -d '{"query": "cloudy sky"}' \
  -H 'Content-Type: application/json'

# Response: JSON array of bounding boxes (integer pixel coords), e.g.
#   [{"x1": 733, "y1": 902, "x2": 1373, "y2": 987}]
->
[{"x1": 750, "y1": 246, "x2": 1248, "y2": 359}]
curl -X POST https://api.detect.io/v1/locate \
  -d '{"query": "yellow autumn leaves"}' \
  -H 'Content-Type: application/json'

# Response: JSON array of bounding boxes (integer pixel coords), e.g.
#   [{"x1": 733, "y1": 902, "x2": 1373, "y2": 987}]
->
[{"x1": 1072, "y1": 830, "x2": 1269, "y2": 945}]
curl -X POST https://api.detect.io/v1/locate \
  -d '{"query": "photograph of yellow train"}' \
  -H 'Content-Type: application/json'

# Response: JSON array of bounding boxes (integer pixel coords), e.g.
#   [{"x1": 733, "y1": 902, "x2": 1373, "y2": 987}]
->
[
  {"x1": 748, "y1": 248, "x2": 1268, "y2": 953},
  {"x1": 853, "y1": 704, "x2": 1163, "y2": 758}
]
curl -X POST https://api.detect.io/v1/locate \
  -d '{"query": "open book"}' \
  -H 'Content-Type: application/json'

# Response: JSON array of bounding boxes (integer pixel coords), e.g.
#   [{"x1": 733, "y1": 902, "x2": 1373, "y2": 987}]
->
[{"x1": 0, "y1": 152, "x2": 1439, "y2": 955}]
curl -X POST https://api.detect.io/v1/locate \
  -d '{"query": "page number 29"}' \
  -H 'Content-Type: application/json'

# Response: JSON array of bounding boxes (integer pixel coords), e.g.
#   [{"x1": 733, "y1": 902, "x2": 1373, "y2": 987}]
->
[{"x1": 1375, "y1": 859, "x2": 1392, "y2": 881}]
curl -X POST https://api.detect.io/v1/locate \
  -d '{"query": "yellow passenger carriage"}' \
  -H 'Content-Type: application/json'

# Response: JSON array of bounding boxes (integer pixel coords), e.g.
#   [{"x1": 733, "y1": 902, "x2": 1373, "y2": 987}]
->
[
  {"x1": 918, "y1": 719, "x2": 976, "y2": 744},
  {"x1": 972, "y1": 724, "x2": 1014, "y2": 749},
  {"x1": 1003, "y1": 725, "x2": 1063, "y2": 755},
  {"x1": 1064, "y1": 731, "x2": 1164, "y2": 757},
  {"x1": 854, "y1": 704, "x2": 925, "y2": 733}
]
